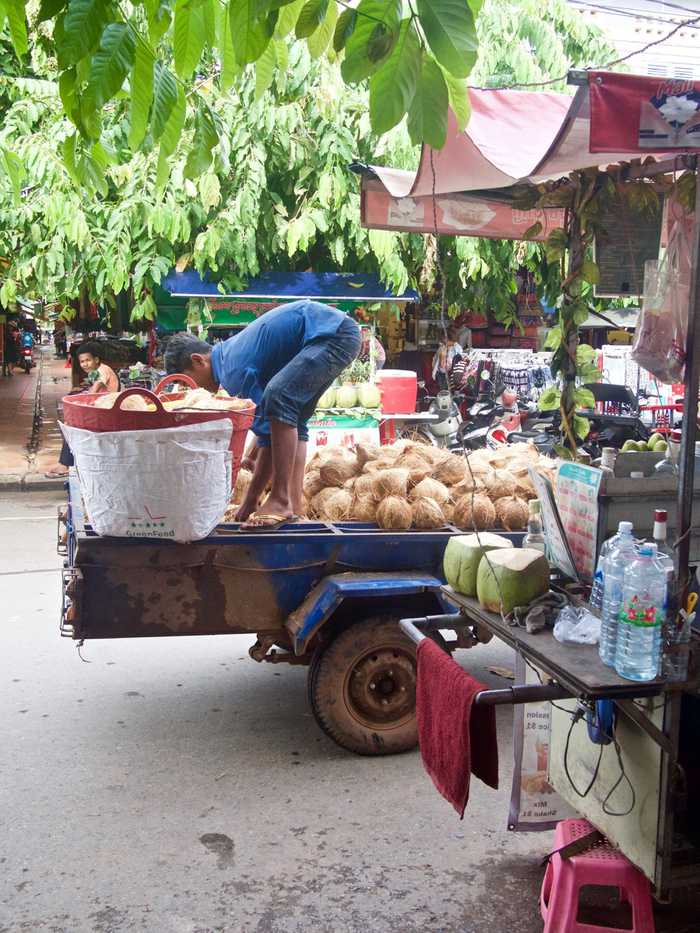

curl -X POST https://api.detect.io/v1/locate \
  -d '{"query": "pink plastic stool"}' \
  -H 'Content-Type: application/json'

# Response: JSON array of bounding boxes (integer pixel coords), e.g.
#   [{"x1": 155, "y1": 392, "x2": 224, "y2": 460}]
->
[{"x1": 540, "y1": 819, "x2": 655, "y2": 933}]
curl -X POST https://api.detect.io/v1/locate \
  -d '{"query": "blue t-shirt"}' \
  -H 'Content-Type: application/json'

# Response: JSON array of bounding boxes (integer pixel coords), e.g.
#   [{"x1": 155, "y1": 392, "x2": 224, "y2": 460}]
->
[
  {"x1": 21, "y1": 333, "x2": 34, "y2": 348},
  {"x1": 210, "y1": 300, "x2": 346, "y2": 438}
]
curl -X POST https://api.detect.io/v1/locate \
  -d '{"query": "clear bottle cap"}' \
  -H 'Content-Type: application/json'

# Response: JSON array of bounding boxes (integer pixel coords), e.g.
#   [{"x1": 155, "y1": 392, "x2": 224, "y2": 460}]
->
[{"x1": 618, "y1": 521, "x2": 633, "y2": 534}]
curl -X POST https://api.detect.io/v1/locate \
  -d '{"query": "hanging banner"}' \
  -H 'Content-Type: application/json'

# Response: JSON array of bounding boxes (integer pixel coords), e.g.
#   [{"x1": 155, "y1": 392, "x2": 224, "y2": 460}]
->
[
  {"x1": 361, "y1": 178, "x2": 565, "y2": 241},
  {"x1": 589, "y1": 72, "x2": 700, "y2": 153},
  {"x1": 509, "y1": 655, "x2": 577, "y2": 832}
]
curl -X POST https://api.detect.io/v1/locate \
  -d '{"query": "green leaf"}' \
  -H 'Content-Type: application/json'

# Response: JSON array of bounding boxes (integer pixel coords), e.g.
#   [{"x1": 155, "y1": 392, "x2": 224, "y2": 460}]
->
[
  {"x1": 576, "y1": 343, "x2": 596, "y2": 365},
  {"x1": 128, "y1": 39, "x2": 154, "y2": 151},
  {"x1": 230, "y1": 0, "x2": 274, "y2": 64},
  {"x1": 62, "y1": 0, "x2": 110, "y2": 66},
  {"x1": 333, "y1": 8, "x2": 356, "y2": 52},
  {"x1": 219, "y1": 0, "x2": 241, "y2": 90},
  {"x1": 543, "y1": 324, "x2": 561, "y2": 350},
  {"x1": 574, "y1": 387, "x2": 596, "y2": 410},
  {"x1": 146, "y1": 0, "x2": 171, "y2": 43},
  {"x1": 441, "y1": 67, "x2": 470, "y2": 132},
  {"x1": 572, "y1": 302, "x2": 589, "y2": 325},
  {"x1": 522, "y1": 221, "x2": 543, "y2": 241},
  {"x1": 416, "y1": 0, "x2": 477, "y2": 79},
  {"x1": 573, "y1": 414, "x2": 590, "y2": 440},
  {"x1": 580, "y1": 258, "x2": 600, "y2": 285},
  {"x1": 369, "y1": 19, "x2": 420, "y2": 135},
  {"x1": 61, "y1": 133, "x2": 81, "y2": 185},
  {"x1": 407, "y1": 54, "x2": 448, "y2": 149},
  {"x1": 174, "y1": 0, "x2": 207, "y2": 79},
  {"x1": 307, "y1": 0, "x2": 336, "y2": 58},
  {"x1": 274, "y1": 38, "x2": 288, "y2": 73},
  {"x1": 274, "y1": 0, "x2": 304, "y2": 38},
  {"x1": 342, "y1": 0, "x2": 401, "y2": 84},
  {"x1": 538, "y1": 386, "x2": 561, "y2": 411},
  {"x1": 295, "y1": 0, "x2": 327, "y2": 38},
  {"x1": 255, "y1": 41, "x2": 276, "y2": 99},
  {"x1": 553, "y1": 443, "x2": 574, "y2": 461},
  {"x1": 0, "y1": 148, "x2": 25, "y2": 204},
  {"x1": 151, "y1": 62, "x2": 178, "y2": 140},
  {"x1": 58, "y1": 68, "x2": 78, "y2": 117},
  {"x1": 84, "y1": 23, "x2": 136, "y2": 113},
  {"x1": 156, "y1": 84, "x2": 186, "y2": 187},
  {"x1": 5, "y1": 0, "x2": 28, "y2": 56},
  {"x1": 184, "y1": 102, "x2": 219, "y2": 179},
  {"x1": 544, "y1": 227, "x2": 568, "y2": 262},
  {"x1": 38, "y1": 0, "x2": 69, "y2": 23}
]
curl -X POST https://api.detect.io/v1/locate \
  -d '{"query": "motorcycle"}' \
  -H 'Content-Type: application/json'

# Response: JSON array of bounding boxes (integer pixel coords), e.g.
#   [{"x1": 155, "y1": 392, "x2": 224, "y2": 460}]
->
[
  {"x1": 398, "y1": 387, "x2": 466, "y2": 450},
  {"x1": 21, "y1": 345, "x2": 33, "y2": 374}
]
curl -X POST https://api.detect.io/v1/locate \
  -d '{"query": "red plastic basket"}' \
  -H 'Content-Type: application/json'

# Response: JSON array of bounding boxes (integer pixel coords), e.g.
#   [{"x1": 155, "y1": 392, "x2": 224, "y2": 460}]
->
[{"x1": 62, "y1": 375, "x2": 255, "y2": 486}]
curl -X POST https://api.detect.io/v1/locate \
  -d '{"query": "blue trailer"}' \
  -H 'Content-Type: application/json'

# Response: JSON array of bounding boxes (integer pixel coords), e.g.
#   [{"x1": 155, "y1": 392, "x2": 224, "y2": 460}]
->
[{"x1": 59, "y1": 477, "x2": 514, "y2": 755}]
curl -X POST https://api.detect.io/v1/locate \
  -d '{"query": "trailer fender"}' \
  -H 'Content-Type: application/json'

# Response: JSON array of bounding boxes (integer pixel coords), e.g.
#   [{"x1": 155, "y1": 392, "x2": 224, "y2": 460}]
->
[{"x1": 286, "y1": 571, "x2": 446, "y2": 655}]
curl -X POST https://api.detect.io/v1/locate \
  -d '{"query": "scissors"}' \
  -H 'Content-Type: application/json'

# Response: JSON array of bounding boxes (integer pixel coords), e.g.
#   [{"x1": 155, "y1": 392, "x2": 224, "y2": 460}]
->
[{"x1": 686, "y1": 592, "x2": 698, "y2": 615}]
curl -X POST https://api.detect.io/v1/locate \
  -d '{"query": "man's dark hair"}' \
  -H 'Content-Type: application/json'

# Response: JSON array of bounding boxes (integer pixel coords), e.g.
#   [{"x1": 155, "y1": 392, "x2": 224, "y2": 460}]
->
[{"x1": 164, "y1": 333, "x2": 212, "y2": 374}]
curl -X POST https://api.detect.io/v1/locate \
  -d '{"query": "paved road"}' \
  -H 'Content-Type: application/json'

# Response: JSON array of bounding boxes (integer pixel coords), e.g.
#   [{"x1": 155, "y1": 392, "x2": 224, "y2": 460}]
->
[{"x1": 1, "y1": 492, "x2": 697, "y2": 932}]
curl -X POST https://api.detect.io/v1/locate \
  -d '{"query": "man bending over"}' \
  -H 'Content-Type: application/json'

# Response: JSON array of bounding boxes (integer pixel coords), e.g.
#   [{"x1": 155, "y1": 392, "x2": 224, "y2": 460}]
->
[{"x1": 164, "y1": 300, "x2": 360, "y2": 528}]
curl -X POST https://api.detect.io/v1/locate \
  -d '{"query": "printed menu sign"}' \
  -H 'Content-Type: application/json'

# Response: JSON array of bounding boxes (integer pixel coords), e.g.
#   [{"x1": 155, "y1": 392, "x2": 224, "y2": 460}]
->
[
  {"x1": 556, "y1": 462, "x2": 603, "y2": 582},
  {"x1": 529, "y1": 468, "x2": 579, "y2": 581},
  {"x1": 509, "y1": 655, "x2": 577, "y2": 832}
]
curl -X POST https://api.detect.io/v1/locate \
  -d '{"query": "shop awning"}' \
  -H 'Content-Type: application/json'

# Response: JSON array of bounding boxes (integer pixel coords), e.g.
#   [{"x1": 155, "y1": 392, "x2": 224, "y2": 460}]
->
[
  {"x1": 160, "y1": 270, "x2": 418, "y2": 302},
  {"x1": 579, "y1": 307, "x2": 639, "y2": 329},
  {"x1": 156, "y1": 270, "x2": 418, "y2": 332},
  {"x1": 359, "y1": 72, "x2": 700, "y2": 240}
]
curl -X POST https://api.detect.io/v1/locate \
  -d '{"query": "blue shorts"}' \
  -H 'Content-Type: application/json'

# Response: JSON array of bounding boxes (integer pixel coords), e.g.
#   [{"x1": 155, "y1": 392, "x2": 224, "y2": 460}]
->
[{"x1": 256, "y1": 317, "x2": 360, "y2": 446}]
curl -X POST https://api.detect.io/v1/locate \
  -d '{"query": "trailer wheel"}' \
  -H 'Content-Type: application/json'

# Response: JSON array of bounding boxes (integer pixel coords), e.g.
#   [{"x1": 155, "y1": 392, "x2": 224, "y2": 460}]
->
[{"x1": 308, "y1": 617, "x2": 443, "y2": 756}]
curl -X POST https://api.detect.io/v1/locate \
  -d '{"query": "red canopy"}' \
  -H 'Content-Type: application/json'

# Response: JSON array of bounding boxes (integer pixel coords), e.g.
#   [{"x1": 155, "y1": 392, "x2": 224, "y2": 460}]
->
[{"x1": 361, "y1": 72, "x2": 700, "y2": 240}]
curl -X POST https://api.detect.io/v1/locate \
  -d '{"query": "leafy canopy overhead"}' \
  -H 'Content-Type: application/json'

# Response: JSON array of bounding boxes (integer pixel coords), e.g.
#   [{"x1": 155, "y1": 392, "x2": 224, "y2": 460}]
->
[
  {"x1": 0, "y1": 0, "x2": 481, "y2": 187},
  {"x1": 0, "y1": 0, "x2": 618, "y2": 326}
]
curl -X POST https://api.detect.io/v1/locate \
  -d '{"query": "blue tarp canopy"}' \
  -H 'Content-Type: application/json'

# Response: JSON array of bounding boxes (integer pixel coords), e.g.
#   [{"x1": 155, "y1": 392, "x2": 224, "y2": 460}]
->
[{"x1": 160, "y1": 270, "x2": 418, "y2": 302}]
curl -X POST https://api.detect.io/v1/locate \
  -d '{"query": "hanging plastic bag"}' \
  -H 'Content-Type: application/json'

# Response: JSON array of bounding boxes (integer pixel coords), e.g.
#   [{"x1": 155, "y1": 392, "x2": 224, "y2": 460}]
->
[{"x1": 631, "y1": 201, "x2": 693, "y2": 383}]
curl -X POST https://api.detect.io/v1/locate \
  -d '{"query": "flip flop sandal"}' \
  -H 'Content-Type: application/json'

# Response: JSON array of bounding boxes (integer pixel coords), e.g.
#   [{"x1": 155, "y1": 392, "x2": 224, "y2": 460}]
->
[
  {"x1": 239, "y1": 511, "x2": 297, "y2": 531},
  {"x1": 45, "y1": 469, "x2": 69, "y2": 478}
]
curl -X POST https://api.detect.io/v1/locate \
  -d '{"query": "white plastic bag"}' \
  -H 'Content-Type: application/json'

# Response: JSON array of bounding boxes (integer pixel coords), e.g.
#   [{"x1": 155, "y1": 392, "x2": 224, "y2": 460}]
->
[
  {"x1": 61, "y1": 419, "x2": 233, "y2": 542},
  {"x1": 553, "y1": 606, "x2": 601, "y2": 645}
]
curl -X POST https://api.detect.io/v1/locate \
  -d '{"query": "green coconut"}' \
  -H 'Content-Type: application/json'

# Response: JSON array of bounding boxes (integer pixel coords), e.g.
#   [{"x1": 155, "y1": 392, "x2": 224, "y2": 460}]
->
[
  {"x1": 443, "y1": 533, "x2": 514, "y2": 597},
  {"x1": 476, "y1": 548, "x2": 550, "y2": 614},
  {"x1": 316, "y1": 387, "x2": 336, "y2": 409},
  {"x1": 357, "y1": 382, "x2": 381, "y2": 408}
]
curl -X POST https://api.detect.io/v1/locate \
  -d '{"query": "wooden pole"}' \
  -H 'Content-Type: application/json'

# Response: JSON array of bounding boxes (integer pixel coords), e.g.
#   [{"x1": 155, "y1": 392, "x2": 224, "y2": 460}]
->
[{"x1": 676, "y1": 166, "x2": 700, "y2": 594}]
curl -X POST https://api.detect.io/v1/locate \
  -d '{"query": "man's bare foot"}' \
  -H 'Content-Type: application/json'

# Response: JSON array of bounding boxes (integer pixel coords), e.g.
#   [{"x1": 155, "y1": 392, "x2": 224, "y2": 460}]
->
[{"x1": 45, "y1": 465, "x2": 69, "y2": 477}]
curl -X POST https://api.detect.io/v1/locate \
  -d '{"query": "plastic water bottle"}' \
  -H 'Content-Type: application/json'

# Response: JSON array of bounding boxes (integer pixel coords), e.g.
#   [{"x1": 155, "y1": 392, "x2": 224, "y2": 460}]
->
[
  {"x1": 614, "y1": 544, "x2": 665, "y2": 682},
  {"x1": 590, "y1": 521, "x2": 633, "y2": 612},
  {"x1": 598, "y1": 523, "x2": 637, "y2": 666}
]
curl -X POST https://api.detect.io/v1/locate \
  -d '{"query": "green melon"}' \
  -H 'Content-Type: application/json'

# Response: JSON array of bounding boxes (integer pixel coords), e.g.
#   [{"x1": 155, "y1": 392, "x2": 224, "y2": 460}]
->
[
  {"x1": 443, "y1": 533, "x2": 514, "y2": 597},
  {"x1": 476, "y1": 547, "x2": 550, "y2": 614}
]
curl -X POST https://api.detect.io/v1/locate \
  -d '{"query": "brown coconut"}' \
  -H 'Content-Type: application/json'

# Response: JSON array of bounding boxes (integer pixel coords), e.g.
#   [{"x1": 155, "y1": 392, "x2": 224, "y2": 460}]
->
[
  {"x1": 484, "y1": 469, "x2": 517, "y2": 500},
  {"x1": 411, "y1": 497, "x2": 446, "y2": 530},
  {"x1": 303, "y1": 469, "x2": 324, "y2": 500},
  {"x1": 494, "y1": 495, "x2": 529, "y2": 531},
  {"x1": 434, "y1": 455, "x2": 467, "y2": 487},
  {"x1": 343, "y1": 477, "x2": 356, "y2": 491},
  {"x1": 319, "y1": 454, "x2": 358, "y2": 487},
  {"x1": 355, "y1": 443, "x2": 380, "y2": 469},
  {"x1": 322, "y1": 488, "x2": 353, "y2": 522},
  {"x1": 354, "y1": 473, "x2": 375, "y2": 497},
  {"x1": 233, "y1": 467, "x2": 252, "y2": 504},
  {"x1": 309, "y1": 487, "x2": 341, "y2": 518},
  {"x1": 409, "y1": 477, "x2": 451, "y2": 506},
  {"x1": 443, "y1": 501, "x2": 455, "y2": 524},
  {"x1": 375, "y1": 496, "x2": 413, "y2": 530},
  {"x1": 453, "y1": 493, "x2": 496, "y2": 531},
  {"x1": 351, "y1": 495, "x2": 378, "y2": 522},
  {"x1": 370, "y1": 468, "x2": 410, "y2": 499}
]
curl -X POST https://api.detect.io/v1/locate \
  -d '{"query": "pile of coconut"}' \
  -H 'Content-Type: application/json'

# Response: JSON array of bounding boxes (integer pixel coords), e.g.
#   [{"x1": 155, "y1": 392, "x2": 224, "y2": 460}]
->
[{"x1": 300, "y1": 440, "x2": 558, "y2": 532}]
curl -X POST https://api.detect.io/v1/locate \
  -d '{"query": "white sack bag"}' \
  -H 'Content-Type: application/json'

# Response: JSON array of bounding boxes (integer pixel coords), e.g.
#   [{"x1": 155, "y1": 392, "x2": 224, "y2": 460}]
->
[{"x1": 61, "y1": 419, "x2": 233, "y2": 542}]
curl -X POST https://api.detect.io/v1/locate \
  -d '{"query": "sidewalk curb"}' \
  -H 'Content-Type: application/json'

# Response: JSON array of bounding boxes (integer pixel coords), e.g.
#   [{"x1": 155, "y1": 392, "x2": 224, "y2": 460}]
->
[{"x1": 0, "y1": 474, "x2": 66, "y2": 493}]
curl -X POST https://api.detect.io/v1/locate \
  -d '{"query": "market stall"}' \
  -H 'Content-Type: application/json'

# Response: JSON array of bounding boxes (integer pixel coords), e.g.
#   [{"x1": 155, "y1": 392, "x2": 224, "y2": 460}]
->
[{"x1": 358, "y1": 70, "x2": 700, "y2": 901}]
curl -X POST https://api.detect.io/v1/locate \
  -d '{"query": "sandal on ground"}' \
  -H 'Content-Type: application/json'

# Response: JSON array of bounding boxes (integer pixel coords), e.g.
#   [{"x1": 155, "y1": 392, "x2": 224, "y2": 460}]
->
[{"x1": 45, "y1": 468, "x2": 69, "y2": 478}]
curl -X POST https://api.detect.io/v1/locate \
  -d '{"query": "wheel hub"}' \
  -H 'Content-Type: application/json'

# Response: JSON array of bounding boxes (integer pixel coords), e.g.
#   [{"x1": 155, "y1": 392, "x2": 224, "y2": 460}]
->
[{"x1": 346, "y1": 646, "x2": 416, "y2": 728}]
